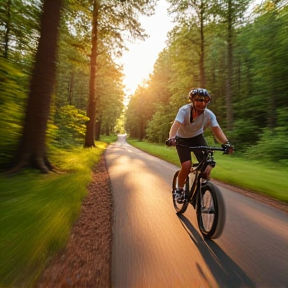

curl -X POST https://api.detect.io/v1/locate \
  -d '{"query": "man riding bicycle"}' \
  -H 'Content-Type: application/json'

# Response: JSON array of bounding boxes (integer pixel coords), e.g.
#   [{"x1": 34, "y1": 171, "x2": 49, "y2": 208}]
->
[{"x1": 166, "y1": 88, "x2": 234, "y2": 203}]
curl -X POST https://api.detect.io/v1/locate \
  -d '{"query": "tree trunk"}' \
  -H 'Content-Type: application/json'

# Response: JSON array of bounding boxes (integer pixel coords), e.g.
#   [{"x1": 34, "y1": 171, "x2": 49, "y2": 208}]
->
[
  {"x1": 3, "y1": 0, "x2": 12, "y2": 59},
  {"x1": 139, "y1": 117, "x2": 144, "y2": 141},
  {"x1": 267, "y1": 95, "x2": 277, "y2": 132},
  {"x1": 199, "y1": 0, "x2": 205, "y2": 87},
  {"x1": 10, "y1": 0, "x2": 63, "y2": 174},
  {"x1": 226, "y1": 0, "x2": 234, "y2": 131},
  {"x1": 84, "y1": 0, "x2": 99, "y2": 148},
  {"x1": 68, "y1": 72, "x2": 74, "y2": 105},
  {"x1": 95, "y1": 118, "x2": 101, "y2": 141},
  {"x1": 105, "y1": 124, "x2": 110, "y2": 136},
  {"x1": 94, "y1": 97, "x2": 101, "y2": 141}
]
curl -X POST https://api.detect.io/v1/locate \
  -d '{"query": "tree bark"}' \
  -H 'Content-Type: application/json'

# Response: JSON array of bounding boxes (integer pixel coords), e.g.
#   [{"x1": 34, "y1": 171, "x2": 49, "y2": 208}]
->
[
  {"x1": 68, "y1": 72, "x2": 74, "y2": 105},
  {"x1": 10, "y1": 0, "x2": 63, "y2": 173},
  {"x1": 3, "y1": 0, "x2": 12, "y2": 59},
  {"x1": 95, "y1": 118, "x2": 101, "y2": 141},
  {"x1": 84, "y1": 0, "x2": 99, "y2": 148},
  {"x1": 199, "y1": 0, "x2": 205, "y2": 87},
  {"x1": 226, "y1": 0, "x2": 234, "y2": 131}
]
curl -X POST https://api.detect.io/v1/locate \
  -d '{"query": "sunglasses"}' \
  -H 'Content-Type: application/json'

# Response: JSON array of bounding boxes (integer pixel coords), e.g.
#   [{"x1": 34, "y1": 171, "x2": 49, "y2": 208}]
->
[{"x1": 194, "y1": 98, "x2": 209, "y2": 103}]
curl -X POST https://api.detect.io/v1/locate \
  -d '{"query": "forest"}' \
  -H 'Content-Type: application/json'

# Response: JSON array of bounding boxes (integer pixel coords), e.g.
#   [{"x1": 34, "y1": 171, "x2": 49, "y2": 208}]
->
[
  {"x1": 126, "y1": 0, "x2": 288, "y2": 163},
  {"x1": 0, "y1": 0, "x2": 157, "y2": 172},
  {"x1": 0, "y1": 0, "x2": 288, "y2": 173},
  {"x1": 1, "y1": 1, "x2": 288, "y2": 286}
]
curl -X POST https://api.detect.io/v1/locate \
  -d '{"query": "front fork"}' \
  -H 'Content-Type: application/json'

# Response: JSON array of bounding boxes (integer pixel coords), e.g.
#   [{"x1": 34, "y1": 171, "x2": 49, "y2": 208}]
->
[{"x1": 187, "y1": 170, "x2": 202, "y2": 209}]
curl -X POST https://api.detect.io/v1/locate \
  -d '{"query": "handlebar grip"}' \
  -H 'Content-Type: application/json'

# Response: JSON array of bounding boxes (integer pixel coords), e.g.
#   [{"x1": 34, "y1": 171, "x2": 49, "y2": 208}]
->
[{"x1": 165, "y1": 139, "x2": 173, "y2": 146}]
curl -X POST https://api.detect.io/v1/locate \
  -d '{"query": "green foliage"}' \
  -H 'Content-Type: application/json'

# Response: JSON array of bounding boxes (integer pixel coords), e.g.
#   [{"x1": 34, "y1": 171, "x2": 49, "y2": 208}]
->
[
  {"x1": 125, "y1": 1, "x2": 288, "y2": 163},
  {"x1": 0, "y1": 58, "x2": 27, "y2": 167},
  {"x1": 245, "y1": 129, "x2": 288, "y2": 163},
  {"x1": 234, "y1": 3, "x2": 288, "y2": 131},
  {"x1": 114, "y1": 114, "x2": 126, "y2": 134},
  {"x1": 1, "y1": 0, "x2": 157, "y2": 165},
  {"x1": 145, "y1": 104, "x2": 172, "y2": 143},
  {"x1": 242, "y1": 108, "x2": 288, "y2": 162},
  {"x1": 125, "y1": 49, "x2": 174, "y2": 141},
  {"x1": 1, "y1": 0, "x2": 288, "y2": 171},
  {"x1": 0, "y1": 144, "x2": 107, "y2": 287},
  {"x1": 228, "y1": 118, "x2": 261, "y2": 151},
  {"x1": 0, "y1": 0, "x2": 41, "y2": 60},
  {"x1": 54, "y1": 105, "x2": 89, "y2": 148},
  {"x1": 99, "y1": 134, "x2": 118, "y2": 144},
  {"x1": 125, "y1": 84, "x2": 157, "y2": 140}
]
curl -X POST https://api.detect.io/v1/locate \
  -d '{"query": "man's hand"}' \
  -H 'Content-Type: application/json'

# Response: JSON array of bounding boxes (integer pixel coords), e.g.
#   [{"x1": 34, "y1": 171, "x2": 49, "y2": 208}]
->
[
  {"x1": 165, "y1": 137, "x2": 176, "y2": 147},
  {"x1": 222, "y1": 141, "x2": 234, "y2": 154}
]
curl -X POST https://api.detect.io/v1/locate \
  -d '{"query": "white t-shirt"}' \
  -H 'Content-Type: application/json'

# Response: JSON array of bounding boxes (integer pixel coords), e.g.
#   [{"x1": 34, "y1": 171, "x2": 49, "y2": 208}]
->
[{"x1": 175, "y1": 104, "x2": 219, "y2": 138}]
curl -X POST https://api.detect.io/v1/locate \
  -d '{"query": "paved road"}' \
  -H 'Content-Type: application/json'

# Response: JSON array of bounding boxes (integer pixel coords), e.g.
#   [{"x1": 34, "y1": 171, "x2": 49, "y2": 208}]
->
[{"x1": 105, "y1": 135, "x2": 288, "y2": 288}]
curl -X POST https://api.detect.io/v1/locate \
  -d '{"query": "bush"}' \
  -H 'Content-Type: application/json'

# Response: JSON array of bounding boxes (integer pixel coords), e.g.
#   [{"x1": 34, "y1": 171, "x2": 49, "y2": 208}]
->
[
  {"x1": 245, "y1": 128, "x2": 288, "y2": 163},
  {"x1": 53, "y1": 105, "x2": 89, "y2": 148},
  {"x1": 228, "y1": 118, "x2": 261, "y2": 151}
]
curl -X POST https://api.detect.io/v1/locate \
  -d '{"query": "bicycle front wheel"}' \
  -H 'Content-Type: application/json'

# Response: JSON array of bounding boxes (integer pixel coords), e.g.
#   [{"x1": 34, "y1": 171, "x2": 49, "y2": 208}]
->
[
  {"x1": 197, "y1": 182, "x2": 226, "y2": 239},
  {"x1": 172, "y1": 171, "x2": 189, "y2": 214}
]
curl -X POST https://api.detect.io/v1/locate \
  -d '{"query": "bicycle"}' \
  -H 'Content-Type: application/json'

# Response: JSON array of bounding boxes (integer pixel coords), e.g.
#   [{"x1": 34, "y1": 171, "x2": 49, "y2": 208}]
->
[{"x1": 171, "y1": 144, "x2": 229, "y2": 239}]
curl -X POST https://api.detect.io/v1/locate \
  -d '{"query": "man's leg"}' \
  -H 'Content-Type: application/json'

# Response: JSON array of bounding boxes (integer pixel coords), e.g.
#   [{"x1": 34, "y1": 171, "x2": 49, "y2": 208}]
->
[
  {"x1": 177, "y1": 160, "x2": 191, "y2": 188},
  {"x1": 202, "y1": 165, "x2": 213, "y2": 180}
]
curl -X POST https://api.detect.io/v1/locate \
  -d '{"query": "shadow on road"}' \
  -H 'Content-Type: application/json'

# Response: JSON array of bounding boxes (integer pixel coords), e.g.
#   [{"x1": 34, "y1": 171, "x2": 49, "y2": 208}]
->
[{"x1": 178, "y1": 214, "x2": 255, "y2": 288}]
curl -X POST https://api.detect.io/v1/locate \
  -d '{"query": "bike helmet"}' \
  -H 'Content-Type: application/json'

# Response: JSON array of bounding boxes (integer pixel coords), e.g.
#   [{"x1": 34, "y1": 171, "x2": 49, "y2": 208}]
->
[{"x1": 189, "y1": 88, "x2": 211, "y2": 102}]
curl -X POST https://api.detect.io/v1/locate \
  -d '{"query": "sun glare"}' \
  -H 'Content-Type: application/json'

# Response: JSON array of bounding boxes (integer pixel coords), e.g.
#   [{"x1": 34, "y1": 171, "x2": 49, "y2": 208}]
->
[{"x1": 120, "y1": 0, "x2": 174, "y2": 98}]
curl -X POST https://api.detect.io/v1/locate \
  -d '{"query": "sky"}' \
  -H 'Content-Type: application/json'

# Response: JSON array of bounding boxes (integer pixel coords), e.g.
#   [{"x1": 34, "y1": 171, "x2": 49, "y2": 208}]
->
[{"x1": 120, "y1": 0, "x2": 174, "y2": 96}]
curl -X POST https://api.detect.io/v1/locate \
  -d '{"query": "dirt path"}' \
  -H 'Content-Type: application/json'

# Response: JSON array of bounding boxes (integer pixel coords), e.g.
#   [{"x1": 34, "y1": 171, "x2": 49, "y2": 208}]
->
[{"x1": 36, "y1": 155, "x2": 113, "y2": 288}]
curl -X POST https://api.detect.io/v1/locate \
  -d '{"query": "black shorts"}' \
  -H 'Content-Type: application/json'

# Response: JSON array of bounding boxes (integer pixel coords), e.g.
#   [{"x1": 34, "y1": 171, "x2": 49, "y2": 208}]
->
[{"x1": 175, "y1": 134, "x2": 208, "y2": 164}]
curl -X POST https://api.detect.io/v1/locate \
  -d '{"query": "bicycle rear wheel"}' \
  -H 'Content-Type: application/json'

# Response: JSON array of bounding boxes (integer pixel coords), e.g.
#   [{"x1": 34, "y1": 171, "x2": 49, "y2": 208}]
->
[
  {"x1": 197, "y1": 182, "x2": 226, "y2": 239},
  {"x1": 172, "y1": 171, "x2": 189, "y2": 214}
]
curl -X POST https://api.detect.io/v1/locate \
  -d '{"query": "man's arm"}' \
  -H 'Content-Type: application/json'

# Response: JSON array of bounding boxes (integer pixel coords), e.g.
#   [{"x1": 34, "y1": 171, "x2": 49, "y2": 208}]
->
[
  {"x1": 212, "y1": 126, "x2": 234, "y2": 154},
  {"x1": 169, "y1": 121, "x2": 181, "y2": 138},
  {"x1": 211, "y1": 126, "x2": 229, "y2": 144}
]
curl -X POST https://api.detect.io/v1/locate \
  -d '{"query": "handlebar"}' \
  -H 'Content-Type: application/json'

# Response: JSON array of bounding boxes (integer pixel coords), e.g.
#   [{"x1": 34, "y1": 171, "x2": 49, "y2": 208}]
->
[
  {"x1": 165, "y1": 139, "x2": 233, "y2": 154},
  {"x1": 176, "y1": 144, "x2": 225, "y2": 151}
]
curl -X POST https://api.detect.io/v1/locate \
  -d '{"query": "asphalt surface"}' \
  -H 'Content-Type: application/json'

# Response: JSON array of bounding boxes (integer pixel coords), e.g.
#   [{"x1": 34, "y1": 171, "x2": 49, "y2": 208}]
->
[{"x1": 105, "y1": 135, "x2": 288, "y2": 288}]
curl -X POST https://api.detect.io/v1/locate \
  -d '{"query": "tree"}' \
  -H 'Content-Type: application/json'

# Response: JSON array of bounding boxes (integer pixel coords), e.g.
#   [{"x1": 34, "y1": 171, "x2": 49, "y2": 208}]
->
[
  {"x1": 0, "y1": 0, "x2": 41, "y2": 60},
  {"x1": 167, "y1": 0, "x2": 215, "y2": 87},
  {"x1": 214, "y1": 0, "x2": 250, "y2": 130},
  {"x1": 84, "y1": 0, "x2": 99, "y2": 147},
  {"x1": 83, "y1": 0, "x2": 157, "y2": 147},
  {"x1": 52, "y1": 0, "x2": 125, "y2": 144},
  {"x1": 9, "y1": 0, "x2": 63, "y2": 173}
]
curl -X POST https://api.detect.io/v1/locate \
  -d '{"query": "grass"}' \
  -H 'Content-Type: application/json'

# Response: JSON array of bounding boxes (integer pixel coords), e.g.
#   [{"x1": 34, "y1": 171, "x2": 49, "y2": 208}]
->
[
  {"x1": 127, "y1": 139, "x2": 288, "y2": 203},
  {"x1": 99, "y1": 134, "x2": 118, "y2": 144},
  {"x1": 0, "y1": 141, "x2": 107, "y2": 288}
]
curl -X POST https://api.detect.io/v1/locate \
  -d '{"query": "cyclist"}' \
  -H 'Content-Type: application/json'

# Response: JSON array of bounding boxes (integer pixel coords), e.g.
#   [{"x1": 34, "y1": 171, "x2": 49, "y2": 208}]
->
[{"x1": 166, "y1": 88, "x2": 234, "y2": 203}]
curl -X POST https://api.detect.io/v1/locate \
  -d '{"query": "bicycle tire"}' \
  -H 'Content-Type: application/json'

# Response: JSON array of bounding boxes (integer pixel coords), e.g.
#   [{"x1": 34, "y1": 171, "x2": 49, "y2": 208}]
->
[
  {"x1": 197, "y1": 182, "x2": 226, "y2": 239},
  {"x1": 172, "y1": 171, "x2": 189, "y2": 214}
]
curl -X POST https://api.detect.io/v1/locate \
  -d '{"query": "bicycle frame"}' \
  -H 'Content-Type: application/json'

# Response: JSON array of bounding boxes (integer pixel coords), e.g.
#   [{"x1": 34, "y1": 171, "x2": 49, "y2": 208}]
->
[{"x1": 177, "y1": 145, "x2": 224, "y2": 205}]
